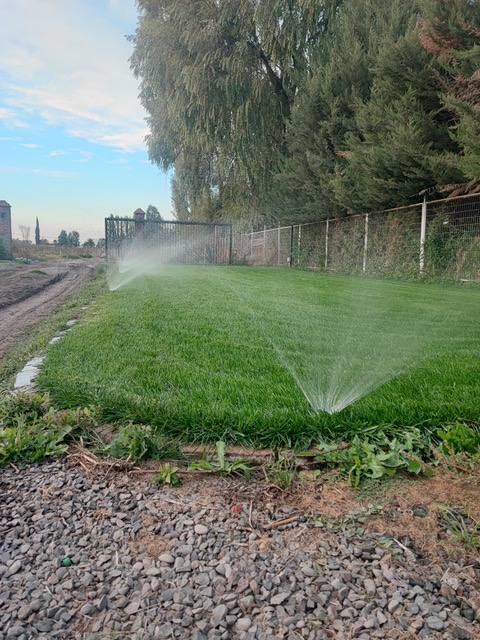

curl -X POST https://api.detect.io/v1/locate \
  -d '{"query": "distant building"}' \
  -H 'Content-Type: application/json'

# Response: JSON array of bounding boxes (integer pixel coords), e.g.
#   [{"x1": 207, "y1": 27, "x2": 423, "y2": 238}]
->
[
  {"x1": 134, "y1": 208, "x2": 145, "y2": 235},
  {"x1": 0, "y1": 200, "x2": 13, "y2": 259}
]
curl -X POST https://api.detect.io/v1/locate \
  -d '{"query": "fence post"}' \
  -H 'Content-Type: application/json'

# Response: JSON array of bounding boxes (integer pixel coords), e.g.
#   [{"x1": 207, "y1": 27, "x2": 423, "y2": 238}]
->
[
  {"x1": 228, "y1": 224, "x2": 233, "y2": 264},
  {"x1": 419, "y1": 197, "x2": 427, "y2": 272},
  {"x1": 324, "y1": 219, "x2": 329, "y2": 270},
  {"x1": 277, "y1": 225, "x2": 281, "y2": 265},
  {"x1": 297, "y1": 224, "x2": 302, "y2": 266},
  {"x1": 263, "y1": 225, "x2": 267, "y2": 264},
  {"x1": 288, "y1": 225, "x2": 294, "y2": 266},
  {"x1": 104, "y1": 217, "x2": 109, "y2": 261},
  {"x1": 363, "y1": 213, "x2": 369, "y2": 273}
]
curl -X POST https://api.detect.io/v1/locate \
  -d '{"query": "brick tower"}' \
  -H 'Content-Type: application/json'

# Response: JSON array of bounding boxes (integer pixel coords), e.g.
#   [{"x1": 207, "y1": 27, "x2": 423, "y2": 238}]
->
[{"x1": 0, "y1": 200, "x2": 13, "y2": 259}]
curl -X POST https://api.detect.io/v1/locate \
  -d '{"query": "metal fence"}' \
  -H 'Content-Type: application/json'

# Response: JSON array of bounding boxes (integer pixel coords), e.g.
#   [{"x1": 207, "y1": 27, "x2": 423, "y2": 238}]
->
[
  {"x1": 105, "y1": 217, "x2": 233, "y2": 265},
  {"x1": 234, "y1": 194, "x2": 480, "y2": 281}
]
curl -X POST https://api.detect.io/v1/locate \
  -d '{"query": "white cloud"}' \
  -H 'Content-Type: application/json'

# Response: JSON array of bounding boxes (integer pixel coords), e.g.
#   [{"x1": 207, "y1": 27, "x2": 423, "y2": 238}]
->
[
  {"x1": 0, "y1": 0, "x2": 147, "y2": 152},
  {"x1": 20, "y1": 143, "x2": 41, "y2": 149}
]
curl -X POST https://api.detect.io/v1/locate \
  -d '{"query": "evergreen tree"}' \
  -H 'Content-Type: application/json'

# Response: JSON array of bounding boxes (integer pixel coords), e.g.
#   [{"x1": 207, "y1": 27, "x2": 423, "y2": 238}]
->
[
  {"x1": 419, "y1": 0, "x2": 480, "y2": 193},
  {"x1": 57, "y1": 230, "x2": 68, "y2": 246},
  {"x1": 273, "y1": 0, "x2": 422, "y2": 220},
  {"x1": 145, "y1": 205, "x2": 163, "y2": 221},
  {"x1": 35, "y1": 218, "x2": 40, "y2": 245},
  {"x1": 67, "y1": 231, "x2": 80, "y2": 247}
]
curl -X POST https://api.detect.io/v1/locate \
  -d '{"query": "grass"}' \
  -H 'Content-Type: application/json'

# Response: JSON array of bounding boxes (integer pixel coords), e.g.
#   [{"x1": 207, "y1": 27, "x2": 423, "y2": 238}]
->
[{"x1": 36, "y1": 266, "x2": 480, "y2": 449}]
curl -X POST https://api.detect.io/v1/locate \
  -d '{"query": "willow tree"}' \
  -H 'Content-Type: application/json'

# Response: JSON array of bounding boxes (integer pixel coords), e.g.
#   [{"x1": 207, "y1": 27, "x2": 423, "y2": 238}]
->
[{"x1": 130, "y1": 0, "x2": 339, "y2": 223}]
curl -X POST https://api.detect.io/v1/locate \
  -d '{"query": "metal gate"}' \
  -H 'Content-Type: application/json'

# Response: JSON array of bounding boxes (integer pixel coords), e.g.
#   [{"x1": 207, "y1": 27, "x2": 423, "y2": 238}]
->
[{"x1": 105, "y1": 216, "x2": 232, "y2": 265}]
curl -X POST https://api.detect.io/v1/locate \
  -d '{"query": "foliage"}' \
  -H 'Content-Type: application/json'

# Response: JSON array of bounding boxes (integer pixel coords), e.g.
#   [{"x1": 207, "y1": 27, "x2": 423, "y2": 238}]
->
[
  {"x1": 189, "y1": 441, "x2": 251, "y2": 479},
  {"x1": 437, "y1": 422, "x2": 480, "y2": 455},
  {"x1": 0, "y1": 392, "x2": 96, "y2": 466},
  {"x1": 145, "y1": 205, "x2": 163, "y2": 221},
  {"x1": 313, "y1": 429, "x2": 431, "y2": 487},
  {"x1": 267, "y1": 454, "x2": 297, "y2": 489},
  {"x1": 152, "y1": 462, "x2": 181, "y2": 486},
  {"x1": 57, "y1": 230, "x2": 80, "y2": 247},
  {"x1": 108, "y1": 422, "x2": 179, "y2": 462},
  {"x1": 130, "y1": 0, "x2": 338, "y2": 223},
  {"x1": 35, "y1": 218, "x2": 40, "y2": 246},
  {"x1": 57, "y1": 230, "x2": 68, "y2": 246},
  {"x1": 439, "y1": 506, "x2": 480, "y2": 548},
  {"x1": 131, "y1": 0, "x2": 478, "y2": 224}
]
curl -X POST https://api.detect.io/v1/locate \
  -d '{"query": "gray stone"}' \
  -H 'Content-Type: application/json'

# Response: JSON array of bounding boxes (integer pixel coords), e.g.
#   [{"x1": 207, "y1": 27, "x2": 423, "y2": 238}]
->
[
  {"x1": 211, "y1": 604, "x2": 228, "y2": 626},
  {"x1": 124, "y1": 601, "x2": 141, "y2": 616},
  {"x1": 271, "y1": 592, "x2": 291, "y2": 606},
  {"x1": 194, "y1": 524, "x2": 209, "y2": 535},
  {"x1": 425, "y1": 616, "x2": 444, "y2": 630}
]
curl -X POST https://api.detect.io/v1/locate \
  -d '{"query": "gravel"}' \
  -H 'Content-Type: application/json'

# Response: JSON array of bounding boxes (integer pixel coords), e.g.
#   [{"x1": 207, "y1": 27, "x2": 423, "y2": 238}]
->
[{"x1": 0, "y1": 459, "x2": 479, "y2": 639}]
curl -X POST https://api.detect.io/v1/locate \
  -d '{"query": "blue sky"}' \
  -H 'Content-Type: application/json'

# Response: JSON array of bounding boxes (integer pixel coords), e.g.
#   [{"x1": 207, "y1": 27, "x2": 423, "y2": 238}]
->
[{"x1": 0, "y1": 0, "x2": 172, "y2": 243}]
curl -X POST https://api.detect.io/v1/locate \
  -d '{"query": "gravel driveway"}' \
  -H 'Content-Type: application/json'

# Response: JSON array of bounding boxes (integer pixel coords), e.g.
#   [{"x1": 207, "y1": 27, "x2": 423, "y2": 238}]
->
[{"x1": 1, "y1": 459, "x2": 478, "y2": 639}]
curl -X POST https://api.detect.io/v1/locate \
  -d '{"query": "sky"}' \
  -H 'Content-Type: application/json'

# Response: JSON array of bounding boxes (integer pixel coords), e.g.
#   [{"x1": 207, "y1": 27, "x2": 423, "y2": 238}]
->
[{"x1": 0, "y1": 0, "x2": 172, "y2": 244}]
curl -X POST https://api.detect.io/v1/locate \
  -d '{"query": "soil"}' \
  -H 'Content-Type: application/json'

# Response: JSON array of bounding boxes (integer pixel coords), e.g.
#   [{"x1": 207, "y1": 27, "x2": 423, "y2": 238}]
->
[
  {"x1": 76, "y1": 444, "x2": 480, "y2": 572},
  {"x1": 0, "y1": 257, "x2": 102, "y2": 360}
]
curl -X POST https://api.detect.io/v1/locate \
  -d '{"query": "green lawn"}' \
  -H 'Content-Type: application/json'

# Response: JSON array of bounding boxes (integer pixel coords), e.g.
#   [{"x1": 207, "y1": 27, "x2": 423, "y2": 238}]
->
[{"x1": 37, "y1": 266, "x2": 480, "y2": 448}]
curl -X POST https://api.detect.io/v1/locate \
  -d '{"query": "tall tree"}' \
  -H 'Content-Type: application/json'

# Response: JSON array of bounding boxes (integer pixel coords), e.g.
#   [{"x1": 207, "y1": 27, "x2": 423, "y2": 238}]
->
[
  {"x1": 67, "y1": 231, "x2": 80, "y2": 247},
  {"x1": 274, "y1": 0, "x2": 471, "y2": 218},
  {"x1": 145, "y1": 205, "x2": 163, "y2": 221},
  {"x1": 35, "y1": 218, "x2": 40, "y2": 245},
  {"x1": 272, "y1": 0, "x2": 429, "y2": 220},
  {"x1": 57, "y1": 230, "x2": 68, "y2": 246},
  {"x1": 419, "y1": 0, "x2": 480, "y2": 193},
  {"x1": 130, "y1": 0, "x2": 339, "y2": 224}
]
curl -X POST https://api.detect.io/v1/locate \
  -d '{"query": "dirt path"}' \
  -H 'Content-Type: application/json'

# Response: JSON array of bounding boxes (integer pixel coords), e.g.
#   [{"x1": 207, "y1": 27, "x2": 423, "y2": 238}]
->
[{"x1": 0, "y1": 258, "x2": 102, "y2": 360}]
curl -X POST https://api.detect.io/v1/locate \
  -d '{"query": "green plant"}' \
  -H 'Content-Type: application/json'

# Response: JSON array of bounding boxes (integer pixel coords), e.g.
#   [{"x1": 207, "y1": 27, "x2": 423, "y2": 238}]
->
[
  {"x1": 439, "y1": 507, "x2": 480, "y2": 548},
  {"x1": 437, "y1": 422, "x2": 480, "y2": 455},
  {"x1": 313, "y1": 433, "x2": 431, "y2": 487},
  {"x1": 152, "y1": 462, "x2": 181, "y2": 486},
  {"x1": 108, "y1": 423, "x2": 160, "y2": 461},
  {"x1": 0, "y1": 392, "x2": 77, "y2": 465},
  {"x1": 267, "y1": 454, "x2": 297, "y2": 489},
  {"x1": 189, "y1": 440, "x2": 251, "y2": 479},
  {"x1": 107, "y1": 422, "x2": 181, "y2": 462}
]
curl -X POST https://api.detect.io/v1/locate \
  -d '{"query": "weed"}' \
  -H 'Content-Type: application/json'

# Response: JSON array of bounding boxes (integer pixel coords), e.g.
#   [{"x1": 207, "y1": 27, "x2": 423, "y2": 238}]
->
[
  {"x1": 438, "y1": 507, "x2": 480, "y2": 548},
  {"x1": 267, "y1": 454, "x2": 297, "y2": 489},
  {"x1": 0, "y1": 392, "x2": 95, "y2": 466},
  {"x1": 152, "y1": 462, "x2": 181, "y2": 486},
  {"x1": 437, "y1": 422, "x2": 480, "y2": 455},
  {"x1": 313, "y1": 433, "x2": 432, "y2": 488},
  {"x1": 108, "y1": 423, "x2": 180, "y2": 462},
  {"x1": 189, "y1": 441, "x2": 251, "y2": 479}
]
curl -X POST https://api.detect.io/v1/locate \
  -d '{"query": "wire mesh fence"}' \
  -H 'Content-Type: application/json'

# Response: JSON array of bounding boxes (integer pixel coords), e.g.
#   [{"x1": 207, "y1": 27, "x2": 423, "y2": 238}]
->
[
  {"x1": 234, "y1": 194, "x2": 480, "y2": 281},
  {"x1": 105, "y1": 216, "x2": 232, "y2": 265}
]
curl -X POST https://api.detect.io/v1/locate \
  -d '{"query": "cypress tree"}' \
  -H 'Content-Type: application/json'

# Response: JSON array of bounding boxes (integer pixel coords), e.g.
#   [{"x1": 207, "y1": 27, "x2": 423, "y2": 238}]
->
[{"x1": 35, "y1": 217, "x2": 40, "y2": 245}]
